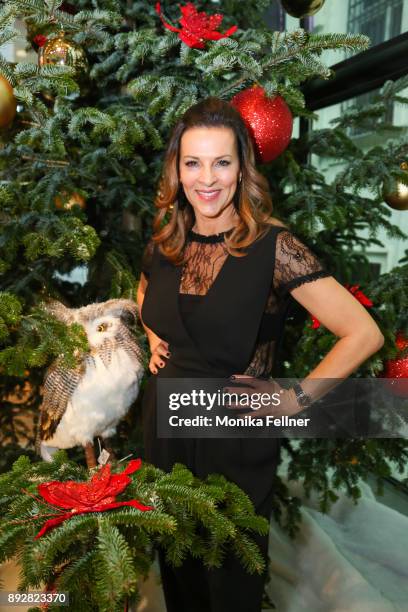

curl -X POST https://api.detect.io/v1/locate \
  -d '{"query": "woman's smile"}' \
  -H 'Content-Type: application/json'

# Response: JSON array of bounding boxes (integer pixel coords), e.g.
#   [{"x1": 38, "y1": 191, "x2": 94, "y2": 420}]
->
[{"x1": 195, "y1": 189, "x2": 222, "y2": 201}]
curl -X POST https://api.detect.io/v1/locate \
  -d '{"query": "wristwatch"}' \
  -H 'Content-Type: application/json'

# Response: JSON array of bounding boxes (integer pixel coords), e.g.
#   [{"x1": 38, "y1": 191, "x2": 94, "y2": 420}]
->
[{"x1": 293, "y1": 382, "x2": 313, "y2": 410}]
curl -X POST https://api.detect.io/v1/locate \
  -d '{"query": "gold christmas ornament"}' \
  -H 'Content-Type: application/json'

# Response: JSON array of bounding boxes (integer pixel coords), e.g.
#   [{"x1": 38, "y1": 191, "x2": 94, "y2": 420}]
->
[
  {"x1": 0, "y1": 74, "x2": 17, "y2": 128},
  {"x1": 38, "y1": 31, "x2": 88, "y2": 74},
  {"x1": 55, "y1": 191, "x2": 86, "y2": 210},
  {"x1": 382, "y1": 162, "x2": 408, "y2": 211},
  {"x1": 281, "y1": 0, "x2": 326, "y2": 18},
  {"x1": 333, "y1": 451, "x2": 359, "y2": 465}
]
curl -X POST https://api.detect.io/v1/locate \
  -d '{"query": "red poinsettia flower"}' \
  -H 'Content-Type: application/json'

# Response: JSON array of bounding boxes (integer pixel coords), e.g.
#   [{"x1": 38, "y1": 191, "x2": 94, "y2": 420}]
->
[
  {"x1": 310, "y1": 284, "x2": 373, "y2": 329},
  {"x1": 155, "y1": 2, "x2": 237, "y2": 49},
  {"x1": 33, "y1": 459, "x2": 153, "y2": 539},
  {"x1": 33, "y1": 34, "x2": 48, "y2": 48}
]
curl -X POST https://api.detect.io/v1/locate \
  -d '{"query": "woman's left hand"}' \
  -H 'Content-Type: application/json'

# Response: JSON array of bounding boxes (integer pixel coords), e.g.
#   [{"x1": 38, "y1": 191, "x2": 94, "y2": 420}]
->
[{"x1": 223, "y1": 375, "x2": 301, "y2": 418}]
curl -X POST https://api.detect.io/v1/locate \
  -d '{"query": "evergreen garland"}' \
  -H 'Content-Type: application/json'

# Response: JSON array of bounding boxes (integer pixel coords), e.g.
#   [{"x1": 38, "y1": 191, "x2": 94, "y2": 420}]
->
[{"x1": 0, "y1": 452, "x2": 269, "y2": 611}]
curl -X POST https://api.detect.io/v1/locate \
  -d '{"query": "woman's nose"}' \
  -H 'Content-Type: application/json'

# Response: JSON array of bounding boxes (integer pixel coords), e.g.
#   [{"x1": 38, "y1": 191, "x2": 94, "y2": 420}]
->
[{"x1": 198, "y1": 166, "x2": 216, "y2": 185}]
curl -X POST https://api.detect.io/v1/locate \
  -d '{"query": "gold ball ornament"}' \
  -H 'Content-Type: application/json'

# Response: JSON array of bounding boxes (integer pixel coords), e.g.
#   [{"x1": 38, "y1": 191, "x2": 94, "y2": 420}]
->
[
  {"x1": 55, "y1": 191, "x2": 86, "y2": 210},
  {"x1": 333, "y1": 451, "x2": 359, "y2": 465},
  {"x1": 0, "y1": 75, "x2": 17, "y2": 128},
  {"x1": 383, "y1": 162, "x2": 408, "y2": 211},
  {"x1": 38, "y1": 31, "x2": 88, "y2": 74},
  {"x1": 281, "y1": 0, "x2": 326, "y2": 18}
]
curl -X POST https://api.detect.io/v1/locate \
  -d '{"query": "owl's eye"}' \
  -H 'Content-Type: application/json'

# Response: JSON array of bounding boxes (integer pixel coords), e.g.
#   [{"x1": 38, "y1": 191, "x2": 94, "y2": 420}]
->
[{"x1": 97, "y1": 322, "x2": 108, "y2": 332}]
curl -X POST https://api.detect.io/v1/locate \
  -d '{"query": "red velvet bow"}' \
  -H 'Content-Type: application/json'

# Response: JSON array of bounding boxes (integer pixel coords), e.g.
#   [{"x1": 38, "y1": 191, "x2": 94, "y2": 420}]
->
[
  {"x1": 310, "y1": 284, "x2": 373, "y2": 329},
  {"x1": 155, "y1": 2, "x2": 237, "y2": 49},
  {"x1": 32, "y1": 459, "x2": 153, "y2": 539}
]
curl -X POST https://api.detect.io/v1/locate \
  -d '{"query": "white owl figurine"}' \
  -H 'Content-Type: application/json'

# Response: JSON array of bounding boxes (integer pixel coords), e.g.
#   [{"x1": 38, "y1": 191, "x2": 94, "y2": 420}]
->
[{"x1": 37, "y1": 298, "x2": 145, "y2": 463}]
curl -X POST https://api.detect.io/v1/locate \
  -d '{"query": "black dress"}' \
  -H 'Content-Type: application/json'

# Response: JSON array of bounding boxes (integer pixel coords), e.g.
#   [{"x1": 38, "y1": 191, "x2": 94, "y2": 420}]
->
[{"x1": 140, "y1": 224, "x2": 331, "y2": 612}]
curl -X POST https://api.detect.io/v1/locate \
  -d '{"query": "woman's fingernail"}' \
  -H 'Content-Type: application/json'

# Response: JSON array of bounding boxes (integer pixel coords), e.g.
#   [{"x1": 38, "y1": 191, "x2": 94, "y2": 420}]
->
[
  {"x1": 166, "y1": 352, "x2": 170, "y2": 357},
  {"x1": 160, "y1": 362, "x2": 164, "y2": 367}
]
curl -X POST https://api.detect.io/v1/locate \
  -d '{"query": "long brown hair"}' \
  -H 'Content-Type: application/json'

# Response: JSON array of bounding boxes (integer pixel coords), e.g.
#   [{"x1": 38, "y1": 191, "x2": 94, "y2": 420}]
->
[{"x1": 151, "y1": 97, "x2": 285, "y2": 264}]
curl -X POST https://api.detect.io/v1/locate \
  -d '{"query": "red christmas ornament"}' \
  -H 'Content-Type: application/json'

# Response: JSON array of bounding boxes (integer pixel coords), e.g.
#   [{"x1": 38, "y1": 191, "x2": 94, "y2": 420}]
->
[
  {"x1": 230, "y1": 86, "x2": 293, "y2": 163},
  {"x1": 380, "y1": 331, "x2": 408, "y2": 398},
  {"x1": 310, "y1": 284, "x2": 373, "y2": 329},
  {"x1": 155, "y1": 2, "x2": 237, "y2": 49},
  {"x1": 28, "y1": 458, "x2": 153, "y2": 539}
]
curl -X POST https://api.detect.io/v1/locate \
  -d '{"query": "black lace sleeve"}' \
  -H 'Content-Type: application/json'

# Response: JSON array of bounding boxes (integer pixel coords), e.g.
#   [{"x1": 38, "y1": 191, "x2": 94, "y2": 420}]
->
[
  {"x1": 273, "y1": 229, "x2": 331, "y2": 296},
  {"x1": 141, "y1": 238, "x2": 154, "y2": 279}
]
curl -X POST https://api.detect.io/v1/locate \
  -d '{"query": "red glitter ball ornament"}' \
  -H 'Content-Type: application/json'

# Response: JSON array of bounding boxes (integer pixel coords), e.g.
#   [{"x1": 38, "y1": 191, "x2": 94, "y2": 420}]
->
[
  {"x1": 380, "y1": 331, "x2": 408, "y2": 398},
  {"x1": 230, "y1": 85, "x2": 293, "y2": 163}
]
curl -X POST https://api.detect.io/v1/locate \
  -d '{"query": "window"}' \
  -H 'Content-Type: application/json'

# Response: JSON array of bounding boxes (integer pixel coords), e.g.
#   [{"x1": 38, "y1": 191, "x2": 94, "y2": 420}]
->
[
  {"x1": 341, "y1": 87, "x2": 394, "y2": 138},
  {"x1": 348, "y1": 0, "x2": 403, "y2": 45},
  {"x1": 341, "y1": 0, "x2": 404, "y2": 138}
]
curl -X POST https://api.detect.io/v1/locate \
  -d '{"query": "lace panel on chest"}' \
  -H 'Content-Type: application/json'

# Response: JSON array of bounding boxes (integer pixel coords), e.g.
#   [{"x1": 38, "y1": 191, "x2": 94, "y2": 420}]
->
[{"x1": 180, "y1": 240, "x2": 229, "y2": 296}]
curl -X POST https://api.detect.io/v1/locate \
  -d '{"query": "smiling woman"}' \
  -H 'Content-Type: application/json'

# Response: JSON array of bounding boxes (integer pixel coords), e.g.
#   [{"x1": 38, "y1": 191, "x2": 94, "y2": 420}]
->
[
  {"x1": 146, "y1": 97, "x2": 285, "y2": 268},
  {"x1": 136, "y1": 97, "x2": 384, "y2": 612},
  {"x1": 179, "y1": 126, "x2": 241, "y2": 228}
]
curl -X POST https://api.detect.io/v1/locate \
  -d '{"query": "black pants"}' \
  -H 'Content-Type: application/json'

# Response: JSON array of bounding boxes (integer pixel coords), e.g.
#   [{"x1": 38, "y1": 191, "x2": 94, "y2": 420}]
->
[
  {"x1": 158, "y1": 535, "x2": 269, "y2": 612},
  {"x1": 143, "y1": 378, "x2": 279, "y2": 611},
  {"x1": 145, "y1": 440, "x2": 276, "y2": 612},
  {"x1": 157, "y1": 502, "x2": 271, "y2": 612}
]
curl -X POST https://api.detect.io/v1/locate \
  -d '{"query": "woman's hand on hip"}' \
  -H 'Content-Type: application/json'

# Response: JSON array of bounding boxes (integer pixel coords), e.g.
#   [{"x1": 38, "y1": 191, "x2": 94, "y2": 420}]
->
[
  {"x1": 223, "y1": 375, "x2": 300, "y2": 418},
  {"x1": 149, "y1": 340, "x2": 170, "y2": 374}
]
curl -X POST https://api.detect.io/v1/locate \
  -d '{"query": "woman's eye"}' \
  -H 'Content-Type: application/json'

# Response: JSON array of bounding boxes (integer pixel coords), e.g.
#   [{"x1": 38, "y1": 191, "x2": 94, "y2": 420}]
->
[
  {"x1": 185, "y1": 160, "x2": 198, "y2": 167},
  {"x1": 217, "y1": 160, "x2": 230, "y2": 167}
]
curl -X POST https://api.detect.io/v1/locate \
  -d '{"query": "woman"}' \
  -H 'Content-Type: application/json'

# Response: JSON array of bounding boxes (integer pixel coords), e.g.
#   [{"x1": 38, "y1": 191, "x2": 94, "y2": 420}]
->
[{"x1": 136, "y1": 97, "x2": 384, "y2": 612}]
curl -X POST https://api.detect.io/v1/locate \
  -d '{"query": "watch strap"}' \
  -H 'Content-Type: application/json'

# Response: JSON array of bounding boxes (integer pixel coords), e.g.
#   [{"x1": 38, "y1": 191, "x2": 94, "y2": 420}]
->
[{"x1": 293, "y1": 382, "x2": 313, "y2": 409}]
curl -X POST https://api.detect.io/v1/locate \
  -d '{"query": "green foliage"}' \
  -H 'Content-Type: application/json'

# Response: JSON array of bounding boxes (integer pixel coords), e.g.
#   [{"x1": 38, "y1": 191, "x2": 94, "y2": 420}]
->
[
  {"x1": 0, "y1": 292, "x2": 22, "y2": 341},
  {"x1": 0, "y1": 453, "x2": 269, "y2": 609},
  {"x1": 0, "y1": 304, "x2": 88, "y2": 376},
  {"x1": 283, "y1": 438, "x2": 408, "y2": 513}
]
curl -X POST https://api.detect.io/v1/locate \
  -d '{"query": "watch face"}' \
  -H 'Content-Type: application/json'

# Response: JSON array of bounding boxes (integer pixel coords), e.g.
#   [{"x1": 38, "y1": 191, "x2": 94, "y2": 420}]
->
[{"x1": 294, "y1": 384, "x2": 312, "y2": 408}]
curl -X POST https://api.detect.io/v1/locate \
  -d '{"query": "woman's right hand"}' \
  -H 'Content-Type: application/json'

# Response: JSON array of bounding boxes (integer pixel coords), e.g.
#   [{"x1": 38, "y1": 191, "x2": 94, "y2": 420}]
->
[{"x1": 149, "y1": 340, "x2": 170, "y2": 374}]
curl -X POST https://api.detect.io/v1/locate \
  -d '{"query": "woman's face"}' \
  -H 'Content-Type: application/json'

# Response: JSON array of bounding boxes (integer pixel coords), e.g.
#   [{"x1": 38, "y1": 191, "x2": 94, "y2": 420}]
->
[{"x1": 179, "y1": 126, "x2": 241, "y2": 221}]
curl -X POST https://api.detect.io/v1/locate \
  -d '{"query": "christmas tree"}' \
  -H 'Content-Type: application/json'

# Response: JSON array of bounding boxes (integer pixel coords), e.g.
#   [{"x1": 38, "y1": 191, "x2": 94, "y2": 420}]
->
[{"x1": 1, "y1": 0, "x2": 408, "y2": 603}]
